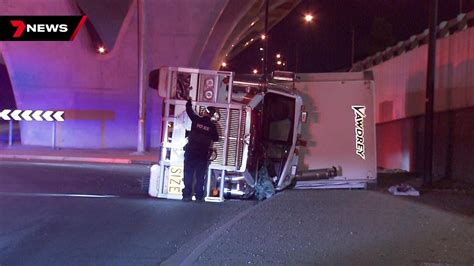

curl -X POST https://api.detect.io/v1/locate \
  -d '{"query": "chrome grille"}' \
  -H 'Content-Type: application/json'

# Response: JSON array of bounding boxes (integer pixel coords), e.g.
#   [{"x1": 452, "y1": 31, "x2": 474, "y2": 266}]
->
[{"x1": 206, "y1": 107, "x2": 246, "y2": 169}]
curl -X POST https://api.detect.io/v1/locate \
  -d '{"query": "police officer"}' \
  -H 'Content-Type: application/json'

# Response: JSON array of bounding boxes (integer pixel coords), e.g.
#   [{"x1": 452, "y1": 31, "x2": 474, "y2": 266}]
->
[{"x1": 182, "y1": 97, "x2": 219, "y2": 202}]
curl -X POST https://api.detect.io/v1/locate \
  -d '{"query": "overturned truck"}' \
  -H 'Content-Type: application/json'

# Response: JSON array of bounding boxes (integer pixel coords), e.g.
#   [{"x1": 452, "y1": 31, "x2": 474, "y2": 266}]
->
[{"x1": 149, "y1": 67, "x2": 376, "y2": 202}]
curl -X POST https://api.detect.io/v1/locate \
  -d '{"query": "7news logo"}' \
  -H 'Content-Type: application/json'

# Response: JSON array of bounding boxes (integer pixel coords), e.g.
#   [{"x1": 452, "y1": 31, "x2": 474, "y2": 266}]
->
[{"x1": 0, "y1": 16, "x2": 86, "y2": 41}]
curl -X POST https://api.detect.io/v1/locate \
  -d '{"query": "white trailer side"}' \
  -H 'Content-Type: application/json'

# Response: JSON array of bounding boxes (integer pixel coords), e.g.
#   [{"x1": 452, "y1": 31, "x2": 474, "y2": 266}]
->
[{"x1": 295, "y1": 71, "x2": 377, "y2": 189}]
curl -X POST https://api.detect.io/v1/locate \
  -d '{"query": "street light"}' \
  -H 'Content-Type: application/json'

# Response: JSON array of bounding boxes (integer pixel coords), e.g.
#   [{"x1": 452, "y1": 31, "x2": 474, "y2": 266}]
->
[
  {"x1": 97, "y1": 46, "x2": 107, "y2": 54},
  {"x1": 304, "y1": 13, "x2": 314, "y2": 23},
  {"x1": 276, "y1": 54, "x2": 281, "y2": 59},
  {"x1": 221, "y1": 62, "x2": 227, "y2": 68},
  {"x1": 253, "y1": 69, "x2": 258, "y2": 74}
]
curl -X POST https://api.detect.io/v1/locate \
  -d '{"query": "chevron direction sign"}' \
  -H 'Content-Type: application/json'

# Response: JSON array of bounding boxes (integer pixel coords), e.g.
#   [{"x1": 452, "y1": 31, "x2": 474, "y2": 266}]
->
[{"x1": 0, "y1": 109, "x2": 64, "y2": 122}]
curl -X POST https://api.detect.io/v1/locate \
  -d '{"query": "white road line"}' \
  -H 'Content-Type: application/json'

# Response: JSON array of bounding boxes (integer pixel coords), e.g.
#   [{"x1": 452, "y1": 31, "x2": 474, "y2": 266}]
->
[
  {"x1": 161, "y1": 194, "x2": 277, "y2": 266},
  {"x1": 0, "y1": 192, "x2": 119, "y2": 198}
]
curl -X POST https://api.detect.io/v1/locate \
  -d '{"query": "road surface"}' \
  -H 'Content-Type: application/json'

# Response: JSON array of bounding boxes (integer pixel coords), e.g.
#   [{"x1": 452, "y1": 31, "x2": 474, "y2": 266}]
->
[{"x1": 1, "y1": 161, "x2": 473, "y2": 265}]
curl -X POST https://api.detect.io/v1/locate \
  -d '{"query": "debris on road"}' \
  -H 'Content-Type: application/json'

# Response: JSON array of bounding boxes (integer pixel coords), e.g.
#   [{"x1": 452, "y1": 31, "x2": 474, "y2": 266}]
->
[
  {"x1": 388, "y1": 183, "x2": 420, "y2": 196},
  {"x1": 254, "y1": 164, "x2": 276, "y2": 200}
]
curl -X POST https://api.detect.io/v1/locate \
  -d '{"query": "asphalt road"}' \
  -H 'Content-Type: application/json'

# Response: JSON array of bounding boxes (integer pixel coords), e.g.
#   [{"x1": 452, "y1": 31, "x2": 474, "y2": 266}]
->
[
  {"x1": 1, "y1": 161, "x2": 473, "y2": 265},
  {"x1": 196, "y1": 190, "x2": 474, "y2": 265},
  {"x1": 0, "y1": 161, "x2": 151, "y2": 196},
  {"x1": 0, "y1": 161, "x2": 256, "y2": 265}
]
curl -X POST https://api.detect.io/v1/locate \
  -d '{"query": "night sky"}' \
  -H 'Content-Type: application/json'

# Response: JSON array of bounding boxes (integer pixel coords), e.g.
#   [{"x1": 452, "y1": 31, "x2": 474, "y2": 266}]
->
[{"x1": 229, "y1": 0, "x2": 473, "y2": 74}]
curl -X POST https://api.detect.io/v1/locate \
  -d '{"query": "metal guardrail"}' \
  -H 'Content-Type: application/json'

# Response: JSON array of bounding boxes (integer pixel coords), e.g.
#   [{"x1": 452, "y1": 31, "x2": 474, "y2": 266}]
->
[
  {"x1": 0, "y1": 109, "x2": 65, "y2": 148},
  {"x1": 1, "y1": 109, "x2": 114, "y2": 149},
  {"x1": 1, "y1": 119, "x2": 60, "y2": 148},
  {"x1": 351, "y1": 11, "x2": 474, "y2": 71}
]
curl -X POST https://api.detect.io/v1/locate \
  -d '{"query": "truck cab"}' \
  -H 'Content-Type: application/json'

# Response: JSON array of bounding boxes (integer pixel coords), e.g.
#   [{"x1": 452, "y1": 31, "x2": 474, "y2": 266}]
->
[{"x1": 148, "y1": 67, "x2": 303, "y2": 202}]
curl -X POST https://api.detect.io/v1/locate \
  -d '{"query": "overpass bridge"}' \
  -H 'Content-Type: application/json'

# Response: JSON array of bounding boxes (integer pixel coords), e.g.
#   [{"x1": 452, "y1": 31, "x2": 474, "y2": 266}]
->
[{"x1": 0, "y1": 0, "x2": 299, "y2": 148}]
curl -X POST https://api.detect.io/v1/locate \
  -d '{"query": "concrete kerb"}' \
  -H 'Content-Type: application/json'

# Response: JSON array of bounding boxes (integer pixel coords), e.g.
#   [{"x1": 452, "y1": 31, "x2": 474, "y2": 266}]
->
[
  {"x1": 0, "y1": 154, "x2": 134, "y2": 164},
  {"x1": 0, "y1": 147, "x2": 159, "y2": 165},
  {"x1": 0, "y1": 157, "x2": 155, "y2": 171}
]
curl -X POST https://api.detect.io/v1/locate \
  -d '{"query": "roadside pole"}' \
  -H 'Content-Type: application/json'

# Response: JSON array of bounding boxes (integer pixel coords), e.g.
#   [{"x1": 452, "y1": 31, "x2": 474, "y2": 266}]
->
[
  {"x1": 424, "y1": 0, "x2": 438, "y2": 187},
  {"x1": 263, "y1": 0, "x2": 269, "y2": 84},
  {"x1": 137, "y1": 0, "x2": 147, "y2": 153}
]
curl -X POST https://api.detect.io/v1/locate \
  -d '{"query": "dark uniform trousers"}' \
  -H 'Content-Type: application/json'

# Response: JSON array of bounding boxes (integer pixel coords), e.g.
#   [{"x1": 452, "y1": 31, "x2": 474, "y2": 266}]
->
[{"x1": 183, "y1": 154, "x2": 208, "y2": 200}]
